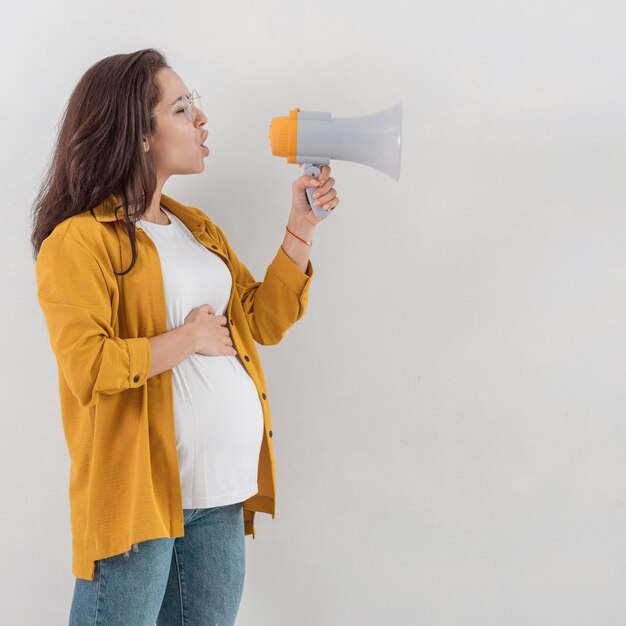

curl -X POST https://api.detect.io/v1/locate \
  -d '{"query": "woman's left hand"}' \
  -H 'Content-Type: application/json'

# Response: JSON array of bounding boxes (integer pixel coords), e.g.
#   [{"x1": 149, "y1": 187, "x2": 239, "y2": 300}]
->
[{"x1": 291, "y1": 165, "x2": 340, "y2": 226}]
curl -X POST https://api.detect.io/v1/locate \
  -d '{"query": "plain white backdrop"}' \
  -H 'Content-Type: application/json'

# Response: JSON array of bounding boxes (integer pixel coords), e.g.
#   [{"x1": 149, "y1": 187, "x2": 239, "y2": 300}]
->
[{"x1": 1, "y1": 1, "x2": 625, "y2": 624}]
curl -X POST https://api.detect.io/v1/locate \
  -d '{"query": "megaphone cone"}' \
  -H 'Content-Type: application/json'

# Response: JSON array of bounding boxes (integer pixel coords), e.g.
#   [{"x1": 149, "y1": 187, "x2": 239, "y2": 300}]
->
[{"x1": 328, "y1": 103, "x2": 402, "y2": 181}]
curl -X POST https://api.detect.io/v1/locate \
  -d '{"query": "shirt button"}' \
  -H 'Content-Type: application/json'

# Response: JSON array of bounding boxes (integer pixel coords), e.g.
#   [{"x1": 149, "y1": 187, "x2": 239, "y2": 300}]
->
[
  {"x1": 133, "y1": 375, "x2": 140, "y2": 383},
  {"x1": 230, "y1": 318, "x2": 234, "y2": 325},
  {"x1": 244, "y1": 355, "x2": 250, "y2": 362},
  {"x1": 211, "y1": 245, "x2": 218, "y2": 249},
  {"x1": 262, "y1": 393, "x2": 266, "y2": 400},
  {"x1": 269, "y1": 430, "x2": 273, "y2": 438}
]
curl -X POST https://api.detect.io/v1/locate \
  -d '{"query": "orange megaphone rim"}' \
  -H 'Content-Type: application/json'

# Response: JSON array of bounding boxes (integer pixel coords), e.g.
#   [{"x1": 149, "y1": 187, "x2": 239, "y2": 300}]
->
[{"x1": 268, "y1": 107, "x2": 301, "y2": 165}]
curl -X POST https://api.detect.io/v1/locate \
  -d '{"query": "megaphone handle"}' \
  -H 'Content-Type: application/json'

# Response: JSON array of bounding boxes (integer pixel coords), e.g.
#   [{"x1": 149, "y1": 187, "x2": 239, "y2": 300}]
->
[{"x1": 303, "y1": 163, "x2": 329, "y2": 218}]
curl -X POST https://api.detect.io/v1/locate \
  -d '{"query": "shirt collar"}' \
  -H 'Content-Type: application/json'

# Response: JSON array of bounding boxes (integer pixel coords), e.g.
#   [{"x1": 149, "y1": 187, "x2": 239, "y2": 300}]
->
[{"x1": 91, "y1": 193, "x2": 207, "y2": 237}]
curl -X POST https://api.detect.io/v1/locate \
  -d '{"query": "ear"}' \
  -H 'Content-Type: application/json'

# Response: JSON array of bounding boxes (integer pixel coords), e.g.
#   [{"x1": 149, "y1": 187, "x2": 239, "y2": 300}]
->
[{"x1": 143, "y1": 137, "x2": 150, "y2": 153}]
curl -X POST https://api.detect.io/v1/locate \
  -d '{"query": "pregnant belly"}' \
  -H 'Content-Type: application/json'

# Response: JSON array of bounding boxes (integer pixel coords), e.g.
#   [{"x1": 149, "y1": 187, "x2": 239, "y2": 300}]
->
[{"x1": 171, "y1": 354, "x2": 264, "y2": 453}]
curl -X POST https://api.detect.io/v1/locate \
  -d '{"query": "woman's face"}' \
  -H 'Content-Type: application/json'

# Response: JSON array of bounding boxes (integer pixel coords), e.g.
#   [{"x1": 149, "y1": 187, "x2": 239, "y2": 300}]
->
[{"x1": 145, "y1": 68, "x2": 209, "y2": 177}]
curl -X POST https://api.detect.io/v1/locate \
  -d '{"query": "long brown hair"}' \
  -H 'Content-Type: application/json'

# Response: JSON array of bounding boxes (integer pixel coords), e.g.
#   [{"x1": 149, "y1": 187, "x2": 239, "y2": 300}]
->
[{"x1": 30, "y1": 48, "x2": 170, "y2": 275}]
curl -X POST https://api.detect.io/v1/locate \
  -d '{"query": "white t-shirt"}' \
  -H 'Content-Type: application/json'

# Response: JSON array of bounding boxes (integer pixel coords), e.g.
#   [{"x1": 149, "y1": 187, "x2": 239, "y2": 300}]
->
[{"x1": 135, "y1": 207, "x2": 263, "y2": 508}]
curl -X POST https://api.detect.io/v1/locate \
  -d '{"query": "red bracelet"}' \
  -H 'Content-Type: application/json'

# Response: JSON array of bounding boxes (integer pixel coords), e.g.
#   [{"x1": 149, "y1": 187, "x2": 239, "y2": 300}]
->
[{"x1": 285, "y1": 225, "x2": 313, "y2": 247}]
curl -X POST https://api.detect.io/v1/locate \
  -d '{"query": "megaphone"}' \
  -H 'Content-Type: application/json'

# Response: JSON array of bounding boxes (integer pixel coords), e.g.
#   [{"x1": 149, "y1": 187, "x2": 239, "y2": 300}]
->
[{"x1": 268, "y1": 103, "x2": 402, "y2": 217}]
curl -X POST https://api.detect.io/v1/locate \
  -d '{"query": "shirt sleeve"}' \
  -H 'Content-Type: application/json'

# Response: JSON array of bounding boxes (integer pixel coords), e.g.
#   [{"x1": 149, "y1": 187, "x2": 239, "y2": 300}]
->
[
  {"x1": 211, "y1": 223, "x2": 315, "y2": 345},
  {"x1": 35, "y1": 234, "x2": 151, "y2": 408}
]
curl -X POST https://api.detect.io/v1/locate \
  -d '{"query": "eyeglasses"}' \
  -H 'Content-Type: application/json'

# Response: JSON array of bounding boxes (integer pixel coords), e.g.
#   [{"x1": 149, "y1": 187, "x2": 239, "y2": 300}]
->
[{"x1": 152, "y1": 89, "x2": 203, "y2": 123}]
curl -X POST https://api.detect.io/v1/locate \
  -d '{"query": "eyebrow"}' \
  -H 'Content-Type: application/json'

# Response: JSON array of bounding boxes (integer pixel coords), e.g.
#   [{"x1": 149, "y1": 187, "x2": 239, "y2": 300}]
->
[{"x1": 170, "y1": 93, "x2": 192, "y2": 106}]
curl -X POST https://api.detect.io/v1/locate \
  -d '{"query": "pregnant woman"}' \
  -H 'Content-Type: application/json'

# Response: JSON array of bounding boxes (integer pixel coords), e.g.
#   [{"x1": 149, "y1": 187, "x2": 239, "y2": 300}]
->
[{"x1": 31, "y1": 48, "x2": 339, "y2": 625}]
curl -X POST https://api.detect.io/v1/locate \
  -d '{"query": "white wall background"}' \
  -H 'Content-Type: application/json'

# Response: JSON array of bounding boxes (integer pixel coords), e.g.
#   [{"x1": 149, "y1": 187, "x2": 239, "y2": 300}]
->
[{"x1": 1, "y1": 1, "x2": 625, "y2": 624}]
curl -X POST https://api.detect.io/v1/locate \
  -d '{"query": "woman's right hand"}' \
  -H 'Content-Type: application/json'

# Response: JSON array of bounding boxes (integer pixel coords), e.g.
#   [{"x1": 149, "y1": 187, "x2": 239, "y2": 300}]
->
[{"x1": 183, "y1": 304, "x2": 237, "y2": 357}]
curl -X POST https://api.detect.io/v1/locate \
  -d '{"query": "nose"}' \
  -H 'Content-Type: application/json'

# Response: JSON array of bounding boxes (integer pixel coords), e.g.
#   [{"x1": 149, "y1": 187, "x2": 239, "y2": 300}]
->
[{"x1": 194, "y1": 105, "x2": 207, "y2": 127}]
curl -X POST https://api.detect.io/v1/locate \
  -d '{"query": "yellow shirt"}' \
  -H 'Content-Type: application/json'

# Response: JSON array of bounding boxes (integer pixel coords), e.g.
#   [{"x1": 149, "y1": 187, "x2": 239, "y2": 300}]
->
[{"x1": 35, "y1": 193, "x2": 314, "y2": 580}]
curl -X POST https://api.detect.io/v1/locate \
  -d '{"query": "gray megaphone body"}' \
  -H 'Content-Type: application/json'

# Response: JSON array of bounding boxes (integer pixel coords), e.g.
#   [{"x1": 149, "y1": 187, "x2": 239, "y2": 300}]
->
[{"x1": 268, "y1": 103, "x2": 402, "y2": 217}]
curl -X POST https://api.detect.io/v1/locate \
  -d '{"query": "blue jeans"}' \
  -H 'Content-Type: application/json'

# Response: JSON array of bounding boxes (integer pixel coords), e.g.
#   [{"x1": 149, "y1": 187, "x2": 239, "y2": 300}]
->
[{"x1": 69, "y1": 502, "x2": 245, "y2": 625}]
